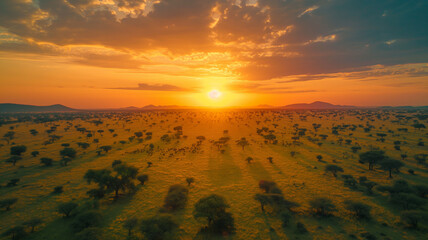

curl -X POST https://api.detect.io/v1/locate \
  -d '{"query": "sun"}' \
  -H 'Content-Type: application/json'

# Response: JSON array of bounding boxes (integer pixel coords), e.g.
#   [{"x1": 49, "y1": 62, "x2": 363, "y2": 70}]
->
[{"x1": 208, "y1": 89, "x2": 222, "y2": 100}]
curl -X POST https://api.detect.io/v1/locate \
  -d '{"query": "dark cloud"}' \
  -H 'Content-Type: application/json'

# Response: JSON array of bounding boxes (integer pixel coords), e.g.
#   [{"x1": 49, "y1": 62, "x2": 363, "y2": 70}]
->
[
  {"x1": 0, "y1": 0, "x2": 427, "y2": 80},
  {"x1": 110, "y1": 83, "x2": 193, "y2": 91}
]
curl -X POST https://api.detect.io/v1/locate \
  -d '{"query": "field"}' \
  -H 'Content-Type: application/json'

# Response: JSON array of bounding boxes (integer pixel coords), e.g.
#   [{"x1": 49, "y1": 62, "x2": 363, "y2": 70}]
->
[{"x1": 0, "y1": 109, "x2": 427, "y2": 240}]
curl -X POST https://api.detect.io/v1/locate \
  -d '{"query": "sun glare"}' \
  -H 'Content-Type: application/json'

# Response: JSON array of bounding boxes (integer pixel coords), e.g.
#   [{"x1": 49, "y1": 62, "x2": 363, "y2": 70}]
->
[{"x1": 208, "y1": 89, "x2": 222, "y2": 100}]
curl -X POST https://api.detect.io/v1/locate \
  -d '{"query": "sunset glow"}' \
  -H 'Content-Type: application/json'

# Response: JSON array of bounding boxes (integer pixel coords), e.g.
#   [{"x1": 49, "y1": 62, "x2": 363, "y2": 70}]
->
[{"x1": 0, "y1": 0, "x2": 427, "y2": 108}]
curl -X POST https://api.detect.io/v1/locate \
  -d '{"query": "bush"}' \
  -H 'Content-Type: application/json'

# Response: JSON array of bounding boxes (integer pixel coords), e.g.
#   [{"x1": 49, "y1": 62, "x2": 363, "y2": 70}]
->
[
  {"x1": 344, "y1": 200, "x2": 371, "y2": 219},
  {"x1": 193, "y1": 194, "x2": 234, "y2": 235},
  {"x1": 400, "y1": 210, "x2": 427, "y2": 229},
  {"x1": 53, "y1": 186, "x2": 63, "y2": 194},
  {"x1": 40, "y1": 157, "x2": 53, "y2": 166},
  {"x1": 57, "y1": 202, "x2": 78, "y2": 218},
  {"x1": 163, "y1": 184, "x2": 188, "y2": 211},
  {"x1": 309, "y1": 197, "x2": 336, "y2": 216},
  {"x1": 72, "y1": 211, "x2": 102, "y2": 232},
  {"x1": 140, "y1": 214, "x2": 178, "y2": 240},
  {"x1": 0, "y1": 198, "x2": 18, "y2": 211},
  {"x1": 137, "y1": 174, "x2": 148, "y2": 185}
]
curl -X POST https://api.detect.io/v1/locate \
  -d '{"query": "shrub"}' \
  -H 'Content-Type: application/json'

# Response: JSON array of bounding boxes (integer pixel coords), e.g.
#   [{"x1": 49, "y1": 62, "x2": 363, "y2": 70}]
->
[
  {"x1": 0, "y1": 198, "x2": 18, "y2": 211},
  {"x1": 140, "y1": 214, "x2": 178, "y2": 240},
  {"x1": 193, "y1": 194, "x2": 235, "y2": 234},
  {"x1": 344, "y1": 200, "x2": 371, "y2": 219},
  {"x1": 400, "y1": 210, "x2": 427, "y2": 229},
  {"x1": 309, "y1": 197, "x2": 336, "y2": 216},
  {"x1": 57, "y1": 202, "x2": 78, "y2": 217},
  {"x1": 137, "y1": 174, "x2": 149, "y2": 185},
  {"x1": 163, "y1": 184, "x2": 188, "y2": 211},
  {"x1": 72, "y1": 211, "x2": 102, "y2": 232},
  {"x1": 52, "y1": 186, "x2": 63, "y2": 194}
]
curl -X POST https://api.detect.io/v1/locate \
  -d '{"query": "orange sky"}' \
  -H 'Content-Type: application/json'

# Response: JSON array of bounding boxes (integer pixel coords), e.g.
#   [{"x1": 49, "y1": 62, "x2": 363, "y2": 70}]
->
[{"x1": 0, "y1": 0, "x2": 427, "y2": 108}]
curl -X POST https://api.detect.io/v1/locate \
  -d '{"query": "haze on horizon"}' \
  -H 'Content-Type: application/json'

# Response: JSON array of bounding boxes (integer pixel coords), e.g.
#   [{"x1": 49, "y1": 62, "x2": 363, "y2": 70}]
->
[{"x1": 0, "y1": 0, "x2": 427, "y2": 108}]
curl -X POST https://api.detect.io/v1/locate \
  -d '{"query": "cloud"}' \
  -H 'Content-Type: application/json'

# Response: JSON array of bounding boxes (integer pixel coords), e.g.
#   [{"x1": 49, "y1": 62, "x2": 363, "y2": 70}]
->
[
  {"x1": 0, "y1": 0, "x2": 426, "y2": 82},
  {"x1": 110, "y1": 83, "x2": 194, "y2": 91}
]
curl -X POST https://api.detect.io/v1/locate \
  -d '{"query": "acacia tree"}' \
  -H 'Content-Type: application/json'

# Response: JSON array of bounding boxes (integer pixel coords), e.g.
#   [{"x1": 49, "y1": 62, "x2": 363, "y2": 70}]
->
[
  {"x1": 324, "y1": 164, "x2": 343, "y2": 178},
  {"x1": 359, "y1": 150, "x2": 386, "y2": 170},
  {"x1": 10, "y1": 145, "x2": 26, "y2": 156},
  {"x1": 193, "y1": 194, "x2": 235, "y2": 234},
  {"x1": 379, "y1": 159, "x2": 404, "y2": 178},
  {"x1": 84, "y1": 163, "x2": 138, "y2": 198},
  {"x1": 236, "y1": 138, "x2": 249, "y2": 150}
]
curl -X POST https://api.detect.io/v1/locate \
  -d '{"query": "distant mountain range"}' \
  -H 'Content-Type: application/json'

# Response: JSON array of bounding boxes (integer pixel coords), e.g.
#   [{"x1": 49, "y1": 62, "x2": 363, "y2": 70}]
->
[
  {"x1": 279, "y1": 101, "x2": 356, "y2": 109},
  {"x1": 0, "y1": 103, "x2": 75, "y2": 113},
  {"x1": 1, "y1": 102, "x2": 426, "y2": 113}
]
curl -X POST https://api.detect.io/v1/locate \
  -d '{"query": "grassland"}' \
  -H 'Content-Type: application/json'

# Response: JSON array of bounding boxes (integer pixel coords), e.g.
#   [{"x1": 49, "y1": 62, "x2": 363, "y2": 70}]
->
[{"x1": 0, "y1": 109, "x2": 427, "y2": 240}]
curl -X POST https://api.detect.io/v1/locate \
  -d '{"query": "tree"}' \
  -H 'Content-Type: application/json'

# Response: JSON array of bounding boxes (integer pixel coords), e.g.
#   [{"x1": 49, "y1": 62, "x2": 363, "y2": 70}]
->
[
  {"x1": 163, "y1": 184, "x2": 189, "y2": 211},
  {"x1": 140, "y1": 214, "x2": 178, "y2": 240},
  {"x1": 344, "y1": 200, "x2": 371, "y2": 219},
  {"x1": 6, "y1": 156, "x2": 22, "y2": 166},
  {"x1": 0, "y1": 198, "x2": 18, "y2": 211},
  {"x1": 390, "y1": 193, "x2": 424, "y2": 210},
  {"x1": 3, "y1": 131, "x2": 15, "y2": 144},
  {"x1": 60, "y1": 157, "x2": 71, "y2": 166},
  {"x1": 31, "y1": 151, "x2": 39, "y2": 157},
  {"x1": 60, "y1": 148, "x2": 76, "y2": 159},
  {"x1": 123, "y1": 217, "x2": 138, "y2": 237},
  {"x1": 193, "y1": 194, "x2": 235, "y2": 235},
  {"x1": 324, "y1": 164, "x2": 343, "y2": 178},
  {"x1": 254, "y1": 193, "x2": 271, "y2": 212},
  {"x1": 186, "y1": 177, "x2": 194, "y2": 186},
  {"x1": 99, "y1": 145, "x2": 112, "y2": 153},
  {"x1": 10, "y1": 145, "x2": 26, "y2": 156},
  {"x1": 379, "y1": 159, "x2": 404, "y2": 178},
  {"x1": 412, "y1": 123, "x2": 425, "y2": 131},
  {"x1": 40, "y1": 157, "x2": 53, "y2": 166},
  {"x1": 258, "y1": 180, "x2": 277, "y2": 193},
  {"x1": 2, "y1": 226, "x2": 26, "y2": 240},
  {"x1": 267, "y1": 157, "x2": 273, "y2": 163},
  {"x1": 316, "y1": 155, "x2": 323, "y2": 162},
  {"x1": 57, "y1": 202, "x2": 78, "y2": 217},
  {"x1": 72, "y1": 211, "x2": 103, "y2": 232},
  {"x1": 194, "y1": 194, "x2": 229, "y2": 226},
  {"x1": 414, "y1": 154, "x2": 427, "y2": 165},
  {"x1": 84, "y1": 164, "x2": 138, "y2": 198},
  {"x1": 236, "y1": 138, "x2": 249, "y2": 150},
  {"x1": 309, "y1": 197, "x2": 336, "y2": 216},
  {"x1": 137, "y1": 174, "x2": 149, "y2": 185},
  {"x1": 359, "y1": 150, "x2": 386, "y2": 170},
  {"x1": 401, "y1": 210, "x2": 427, "y2": 229},
  {"x1": 246, "y1": 157, "x2": 253, "y2": 163},
  {"x1": 23, "y1": 218, "x2": 43, "y2": 233}
]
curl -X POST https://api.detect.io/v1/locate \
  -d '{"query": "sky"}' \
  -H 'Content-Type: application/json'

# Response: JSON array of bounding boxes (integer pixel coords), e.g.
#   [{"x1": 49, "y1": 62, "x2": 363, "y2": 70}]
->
[{"x1": 0, "y1": 0, "x2": 427, "y2": 108}]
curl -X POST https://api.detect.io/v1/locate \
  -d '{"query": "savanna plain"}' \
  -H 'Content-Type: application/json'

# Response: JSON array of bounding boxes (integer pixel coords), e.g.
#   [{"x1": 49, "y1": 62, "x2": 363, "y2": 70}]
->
[{"x1": 0, "y1": 109, "x2": 427, "y2": 240}]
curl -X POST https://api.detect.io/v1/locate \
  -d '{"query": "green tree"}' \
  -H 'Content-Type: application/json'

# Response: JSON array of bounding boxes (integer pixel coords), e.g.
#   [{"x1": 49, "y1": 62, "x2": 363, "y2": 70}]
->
[
  {"x1": 0, "y1": 198, "x2": 18, "y2": 211},
  {"x1": 379, "y1": 159, "x2": 404, "y2": 178},
  {"x1": 324, "y1": 164, "x2": 343, "y2": 178},
  {"x1": 140, "y1": 214, "x2": 178, "y2": 240},
  {"x1": 344, "y1": 200, "x2": 371, "y2": 219},
  {"x1": 309, "y1": 197, "x2": 336, "y2": 216},
  {"x1": 359, "y1": 150, "x2": 386, "y2": 170},
  {"x1": 57, "y1": 201, "x2": 78, "y2": 218},
  {"x1": 10, "y1": 145, "x2": 26, "y2": 156}
]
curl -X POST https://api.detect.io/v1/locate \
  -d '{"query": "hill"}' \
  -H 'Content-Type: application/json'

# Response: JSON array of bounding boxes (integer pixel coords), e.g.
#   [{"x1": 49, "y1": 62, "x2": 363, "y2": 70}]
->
[
  {"x1": 279, "y1": 101, "x2": 356, "y2": 109},
  {"x1": 0, "y1": 103, "x2": 75, "y2": 113}
]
